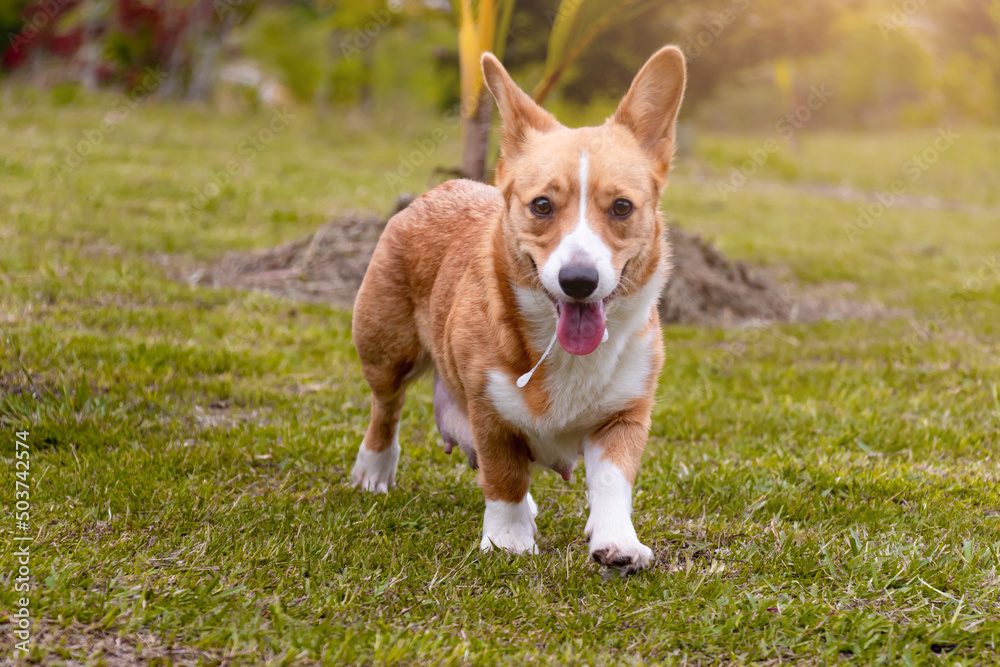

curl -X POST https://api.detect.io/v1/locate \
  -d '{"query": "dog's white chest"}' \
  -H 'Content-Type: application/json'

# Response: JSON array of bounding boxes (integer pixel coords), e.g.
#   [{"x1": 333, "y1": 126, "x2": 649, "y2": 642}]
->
[
  {"x1": 486, "y1": 327, "x2": 655, "y2": 466},
  {"x1": 484, "y1": 281, "x2": 663, "y2": 472}
]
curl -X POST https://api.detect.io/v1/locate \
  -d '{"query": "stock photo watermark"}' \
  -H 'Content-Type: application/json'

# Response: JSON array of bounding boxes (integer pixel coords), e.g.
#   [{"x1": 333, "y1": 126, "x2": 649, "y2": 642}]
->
[
  {"x1": 214, "y1": 0, "x2": 250, "y2": 20},
  {"x1": 680, "y1": 0, "x2": 751, "y2": 61},
  {"x1": 878, "y1": 0, "x2": 929, "y2": 38},
  {"x1": 843, "y1": 127, "x2": 959, "y2": 243},
  {"x1": 179, "y1": 107, "x2": 294, "y2": 220},
  {"x1": 544, "y1": 0, "x2": 584, "y2": 26},
  {"x1": 53, "y1": 67, "x2": 168, "y2": 179},
  {"x1": 382, "y1": 103, "x2": 463, "y2": 193},
  {"x1": 339, "y1": 0, "x2": 405, "y2": 59},
  {"x1": 891, "y1": 253, "x2": 1000, "y2": 366},
  {"x1": 5, "y1": 0, "x2": 72, "y2": 55},
  {"x1": 701, "y1": 289, "x2": 798, "y2": 377},
  {"x1": 11, "y1": 428, "x2": 33, "y2": 655},
  {"x1": 716, "y1": 84, "x2": 833, "y2": 201}
]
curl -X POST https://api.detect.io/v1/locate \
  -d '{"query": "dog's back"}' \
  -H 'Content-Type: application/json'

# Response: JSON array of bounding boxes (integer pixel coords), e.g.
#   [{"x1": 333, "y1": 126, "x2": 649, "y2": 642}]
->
[{"x1": 353, "y1": 178, "x2": 500, "y2": 373}]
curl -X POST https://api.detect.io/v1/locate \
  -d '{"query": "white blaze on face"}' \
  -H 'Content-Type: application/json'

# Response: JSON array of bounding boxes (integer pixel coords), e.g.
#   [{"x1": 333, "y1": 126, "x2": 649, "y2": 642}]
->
[{"x1": 539, "y1": 151, "x2": 616, "y2": 301}]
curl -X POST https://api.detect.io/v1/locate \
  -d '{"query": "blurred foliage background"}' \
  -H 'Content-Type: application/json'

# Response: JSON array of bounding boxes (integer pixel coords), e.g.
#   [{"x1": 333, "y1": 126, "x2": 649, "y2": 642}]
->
[{"x1": 1, "y1": 0, "x2": 997, "y2": 133}]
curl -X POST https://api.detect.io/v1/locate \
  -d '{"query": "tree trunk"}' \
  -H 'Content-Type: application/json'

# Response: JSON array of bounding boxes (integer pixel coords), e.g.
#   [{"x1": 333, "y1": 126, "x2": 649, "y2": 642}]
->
[
  {"x1": 461, "y1": 86, "x2": 494, "y2": 182},
  {"x1": 186, "y1": 11, "x2": 233, "y2": 103},
  {"x1": 79, "y1": 9, "x2": 102, "y2": 92}
]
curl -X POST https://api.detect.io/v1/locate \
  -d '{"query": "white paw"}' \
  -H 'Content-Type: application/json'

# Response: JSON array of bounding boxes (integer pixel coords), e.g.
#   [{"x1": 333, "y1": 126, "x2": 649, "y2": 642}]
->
[
  {"x1": 480, "y1": 497, "x2": 538, "y2": 555},
  {"x1": 586, "y1": 512, "x2": 652, "y2": 574},
  {"x1": 480, "y1": 534, "x2": 539, "y2": 555},
  {"x1": 588, "y1": 536, "x2": 653, "y2": 575},
  {"x1": 351, "y1": 440, "x2": 400, "y2": 494},
  {"x1": 526, "y1": 492, "x2": 538, "y2": 518}
]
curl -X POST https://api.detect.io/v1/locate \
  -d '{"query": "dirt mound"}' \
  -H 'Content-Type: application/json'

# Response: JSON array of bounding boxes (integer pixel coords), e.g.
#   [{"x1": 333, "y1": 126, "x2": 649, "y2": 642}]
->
[
  {"x1": 661, "y1": 226, "x2": 896, "y2": 325},
  {"x1": 190, "y1": 212, "x2": 388, "y2": 308},
  {"x1": 189, "y1": 199, "x2": 886, "y2": 326},
  {"x1": 659, "y1": 226, "x2": 791, "y2": 326}
]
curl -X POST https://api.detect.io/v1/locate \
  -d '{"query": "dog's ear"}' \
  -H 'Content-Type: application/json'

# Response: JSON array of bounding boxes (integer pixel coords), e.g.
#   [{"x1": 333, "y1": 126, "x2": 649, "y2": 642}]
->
[
  {"x1": 482, "y1": 52, "x2": 559, "y2": 160},
  {"x1": 611, "y1": 46, "x2": 687, "y2": 177}
]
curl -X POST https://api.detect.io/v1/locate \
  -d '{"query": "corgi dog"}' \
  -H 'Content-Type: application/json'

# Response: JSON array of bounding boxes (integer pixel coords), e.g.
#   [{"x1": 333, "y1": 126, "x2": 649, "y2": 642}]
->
[{"x1": 351, "y1": 46, "x2": 686, "y2": 573}]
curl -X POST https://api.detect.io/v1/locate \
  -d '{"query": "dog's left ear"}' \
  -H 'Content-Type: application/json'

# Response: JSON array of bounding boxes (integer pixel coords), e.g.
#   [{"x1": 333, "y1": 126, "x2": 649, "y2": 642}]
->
[{"x1": 612, "y1": 46, "x2": 687, "y2": 178}]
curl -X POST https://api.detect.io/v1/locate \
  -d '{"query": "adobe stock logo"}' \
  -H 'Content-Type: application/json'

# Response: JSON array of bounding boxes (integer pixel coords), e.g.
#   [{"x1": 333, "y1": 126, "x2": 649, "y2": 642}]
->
[
  {"x1": 52, "y1": 68, "x2": 167, "y2": 179},
  {"x1": 179, "y1": 107, "x2": 295, "y2": 220},
  {"x1": 878, "y1": 0, "x2": 929, "y2": 38},
  {"x1": 716, "y1": 84, "x2": 833, "y2": 201},
  {"x1": 6, "y1": 0, "x2": 73, "y2": 55},
  {"x1": 382, "y1": 103, "x2": 463, "y2": 193},
  {"x1": 680, "y1": 0, "x2": 751, "y2": 61},
  {"x1": 339, "y1": 0, "x2": 404, "y2": 59},
  {"x1": 843, "y1": 127, "x2": 959, "y2": 243},
  {"x1": 891, "y1": 253, "x2": 1000, "y2": 366}
]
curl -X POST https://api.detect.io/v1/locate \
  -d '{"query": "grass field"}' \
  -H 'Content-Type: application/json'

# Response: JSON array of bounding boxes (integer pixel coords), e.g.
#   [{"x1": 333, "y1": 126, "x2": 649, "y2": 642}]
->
[{"x1": 1, "y1": 87, "x2": 999, "y2": 665}]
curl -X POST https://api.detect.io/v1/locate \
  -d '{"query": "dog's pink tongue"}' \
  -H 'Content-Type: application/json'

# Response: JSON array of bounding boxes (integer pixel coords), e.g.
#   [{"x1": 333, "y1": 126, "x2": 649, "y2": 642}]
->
[{"x1": 556, "y1": 301, "x2": 606, "y2": 355}]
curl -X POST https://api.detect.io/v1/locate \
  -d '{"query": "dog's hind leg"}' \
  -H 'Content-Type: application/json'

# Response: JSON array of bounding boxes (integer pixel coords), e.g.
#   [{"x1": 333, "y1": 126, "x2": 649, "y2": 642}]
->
[
  {"x1": 352, "y1": 387, "x2": 405, "y2": 493},
  {"x1": 350, "y1": 244, "x2": 427, "y2": 493},
  {"x1": 351, "y1": 335, "x2": 426, "y2": 493}
]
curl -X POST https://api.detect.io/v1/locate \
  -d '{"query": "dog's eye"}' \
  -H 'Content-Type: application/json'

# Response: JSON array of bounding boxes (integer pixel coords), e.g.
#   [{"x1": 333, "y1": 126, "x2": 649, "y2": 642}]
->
[
  {"x1": 611, "y1": 199, "x2": 633, "y2": 218},
  {"x1": 530, "y1": 197, "x2": 553, "y2": 217}
]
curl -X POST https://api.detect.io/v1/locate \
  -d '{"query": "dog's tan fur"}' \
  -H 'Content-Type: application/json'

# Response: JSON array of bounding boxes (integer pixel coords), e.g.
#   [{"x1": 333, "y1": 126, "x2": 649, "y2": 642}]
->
[{"x1": 351, "y1": 46, "x2": 686, "y2": 570}]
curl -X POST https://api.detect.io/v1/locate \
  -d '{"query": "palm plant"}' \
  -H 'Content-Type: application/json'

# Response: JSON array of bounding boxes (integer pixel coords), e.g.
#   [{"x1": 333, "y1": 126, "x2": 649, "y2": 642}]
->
[
  {"x1": 454, "y1": 0, "x2": 661, "y2": 181},
  {"x1": 453, "y1": 0, "x2": 516, "y2": 180}
]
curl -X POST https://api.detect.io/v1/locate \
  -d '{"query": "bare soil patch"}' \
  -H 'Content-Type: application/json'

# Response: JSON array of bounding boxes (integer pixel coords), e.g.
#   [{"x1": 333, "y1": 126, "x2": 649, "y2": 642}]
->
[
  {"x1": 0, "y1": 619, "x2": 224, "y2": 666},
  {"x1": 182, "y1": 198, "x2": 891, "y2": 327},
  {"x1": 184, "y1": 210, "x2": 387, "y2": 310},
  {"x1": 661, "y1": 225, "x2": 892, "y2": 326}
]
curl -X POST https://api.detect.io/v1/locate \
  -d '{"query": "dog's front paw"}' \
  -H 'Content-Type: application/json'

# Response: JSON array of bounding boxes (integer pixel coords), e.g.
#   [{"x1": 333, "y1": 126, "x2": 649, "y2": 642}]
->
[
  {"x1": 351, "y1": 440, "x2": 400, "y2": 493},
  {"x1": 480, "y1": 496, "x2": 538, "y2": 555},
  {"x1": 480, "y1": 532, "x2": 539, "y2": 555},
  {"x1": 587, "y1": 515, "x2": 652, "y2": 574},
  {"x1": 589, "y1": 538, "x2": 653, "y2": 575}
]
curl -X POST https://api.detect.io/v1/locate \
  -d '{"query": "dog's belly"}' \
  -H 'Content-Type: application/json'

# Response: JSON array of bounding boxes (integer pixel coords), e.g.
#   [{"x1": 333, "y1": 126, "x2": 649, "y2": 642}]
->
[
  {"x1": 433, "y1": 373, "x2": 477, "y2": 468},
  {"x1": 527, "y1": 429, "x2": 587, "y2": 481}
]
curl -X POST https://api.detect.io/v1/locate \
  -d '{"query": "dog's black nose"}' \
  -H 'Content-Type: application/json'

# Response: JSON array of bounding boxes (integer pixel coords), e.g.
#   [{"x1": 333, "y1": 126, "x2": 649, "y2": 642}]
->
[{"x1": 558, "y1": 264, "x2": 599, "y2": 300}]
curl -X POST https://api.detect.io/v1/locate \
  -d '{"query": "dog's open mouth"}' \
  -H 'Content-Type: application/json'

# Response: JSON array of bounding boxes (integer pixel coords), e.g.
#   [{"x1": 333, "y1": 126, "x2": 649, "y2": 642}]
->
[
  {"x1": 555, "y1": 299, "x2": 606, "y2": 355},
  {"x1": 532, "y1": 256, "x2": 623, "y2": 356},
  {"x1": 540, "y1": 291, "x2": 610, "y2": 356}
]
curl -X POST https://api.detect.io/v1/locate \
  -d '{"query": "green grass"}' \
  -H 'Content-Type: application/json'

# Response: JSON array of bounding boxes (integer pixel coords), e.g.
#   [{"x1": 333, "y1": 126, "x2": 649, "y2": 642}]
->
[
  {"x1": 689, "y1": 128, "x2": 1000, "y2": 209},
  {"x1": 1, "y1": 87, "x2": 999, "y2": 665}
]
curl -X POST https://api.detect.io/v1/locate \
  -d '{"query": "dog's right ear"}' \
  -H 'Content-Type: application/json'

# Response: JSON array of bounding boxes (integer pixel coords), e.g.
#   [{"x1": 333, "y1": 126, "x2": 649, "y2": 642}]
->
[{"x1": 482, "y1": 53, "x2": 559, "y2": 160}]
